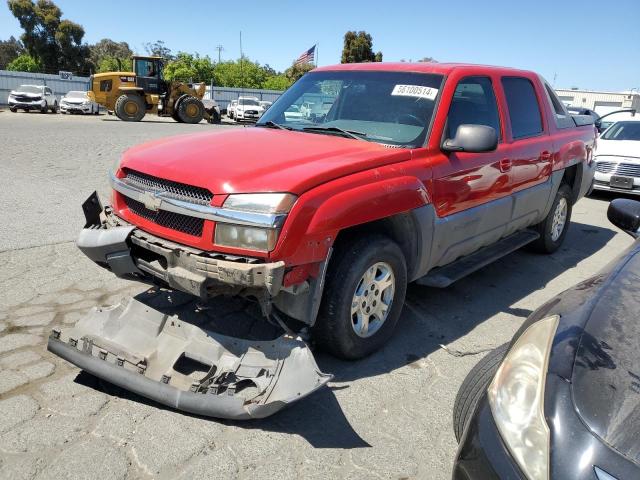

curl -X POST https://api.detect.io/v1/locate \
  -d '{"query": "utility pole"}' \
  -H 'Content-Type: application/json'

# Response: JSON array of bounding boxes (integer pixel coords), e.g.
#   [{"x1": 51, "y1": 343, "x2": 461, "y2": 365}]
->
[{"x1": 215, "y1": 45, "x2": 224, "y2": 63}]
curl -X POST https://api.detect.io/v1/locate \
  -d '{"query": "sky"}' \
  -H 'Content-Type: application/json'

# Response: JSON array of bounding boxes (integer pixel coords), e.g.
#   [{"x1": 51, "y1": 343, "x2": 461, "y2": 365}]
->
[{"x1": 1, "y1": 0, "x2": 638, "y2": 92}]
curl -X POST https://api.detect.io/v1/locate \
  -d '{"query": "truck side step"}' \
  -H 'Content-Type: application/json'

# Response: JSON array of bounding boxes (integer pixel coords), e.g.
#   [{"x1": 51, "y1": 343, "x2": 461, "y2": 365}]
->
[{"x1": 416, "y1": 230, "x2": 540, "y2": 288}]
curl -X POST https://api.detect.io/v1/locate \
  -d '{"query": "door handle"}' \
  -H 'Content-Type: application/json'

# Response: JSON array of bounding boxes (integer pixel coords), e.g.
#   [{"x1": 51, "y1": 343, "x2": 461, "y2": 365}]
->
[
  {"x1": 499, "y1": 159, "x2": 512, "y2": 173},
  {"x1": 540, "y1": 150, "x2": 553, "y2": 161}
]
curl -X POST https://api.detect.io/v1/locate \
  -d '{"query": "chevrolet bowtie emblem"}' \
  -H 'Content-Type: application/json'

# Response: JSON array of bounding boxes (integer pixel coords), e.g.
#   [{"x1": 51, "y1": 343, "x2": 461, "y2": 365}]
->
[{"x1": 140, "y1": 191, "x2": 164, "y2": 211}]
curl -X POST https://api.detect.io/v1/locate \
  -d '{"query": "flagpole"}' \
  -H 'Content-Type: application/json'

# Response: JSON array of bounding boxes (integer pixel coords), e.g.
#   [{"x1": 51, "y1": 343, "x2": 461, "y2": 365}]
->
[{"x1": 316, "y1": 42, "x2": 319, "y2": 67}]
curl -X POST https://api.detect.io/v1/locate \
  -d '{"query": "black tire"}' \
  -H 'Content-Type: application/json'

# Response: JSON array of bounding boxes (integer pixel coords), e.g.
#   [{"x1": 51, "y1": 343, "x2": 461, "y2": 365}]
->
[
  {"x1": 10, "y1": 107, "x2": 16, "y2": 113},
  {"x1": 210, "y1": 110, "x2": 221, "y2": 124},
  {"x1": 453, "y1": 343, "x2": 509, "y2": 443},
  {"x1": 529, "y1": 184, "x2": 572, "y2": 254},
  {"x1": 313, "y1": 235, "x2": 407, "y2": 360},
  {"x1": 50, "y1": 102, "x2": 58, "y2": 113},
  {"x1": 40, "y1": 101, "x2": 48, "y2": 113},
  {"x1": 114, "y1": 94, "x2": 146, "y2": 122},
  {"x1": 177, "y1": 96, "x2": 204, "y2": 124}
]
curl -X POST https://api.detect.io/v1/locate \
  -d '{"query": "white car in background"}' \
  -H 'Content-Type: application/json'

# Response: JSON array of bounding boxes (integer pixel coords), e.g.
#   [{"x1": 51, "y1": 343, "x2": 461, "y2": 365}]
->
[
  {"x1": 233, "y1": 97, "x2": 264, "y2": 122},
  {"x1": 8, "y1": 84, "x2": 58, "y2": 113},
  {"x1": 593, "y1": 116, "x2": 640, "y2": 195},
  {"x1": 60, "y1": 91, "x2": 99, "y2": 115},
  {"x1": 227, "y1": 100, "x2": 238, "y2": 119}
]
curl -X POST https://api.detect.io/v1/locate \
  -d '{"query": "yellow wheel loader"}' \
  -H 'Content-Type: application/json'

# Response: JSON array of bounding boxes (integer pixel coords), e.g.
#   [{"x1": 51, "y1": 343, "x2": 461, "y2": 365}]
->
[{"x1": 88, "y1": 56, "x2": 220, "y2": 124}]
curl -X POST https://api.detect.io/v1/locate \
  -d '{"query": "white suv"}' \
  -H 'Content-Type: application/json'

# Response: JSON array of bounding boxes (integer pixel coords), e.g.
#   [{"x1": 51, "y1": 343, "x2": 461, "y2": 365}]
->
[{"x1": 8, "y1": 85, "x2": 58, "y2": 113}]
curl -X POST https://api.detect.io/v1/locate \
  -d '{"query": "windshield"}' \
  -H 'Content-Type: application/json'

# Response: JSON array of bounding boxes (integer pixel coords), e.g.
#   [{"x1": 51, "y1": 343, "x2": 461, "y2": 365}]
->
[
  {"x1": 16, "y1": 85, "x2": 42, "y2": 94},
  {"x1": 257, "y1": 70, "x2": 444, "y2": 147},
  {"x1": 66, "y1": 91, "x2": 86, "y2": 98},
  {"x1": 601, "y1": 121, "x2": 640, "y2": 141},
  {"x1": 239, "y1": 99, "x2": 259, "y2": 106}
]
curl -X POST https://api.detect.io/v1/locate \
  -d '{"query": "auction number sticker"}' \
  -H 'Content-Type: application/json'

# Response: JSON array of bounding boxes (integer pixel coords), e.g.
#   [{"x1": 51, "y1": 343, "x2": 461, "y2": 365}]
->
[{"x1": 391, "y1": 85, "x2": 438, "y2": 100}]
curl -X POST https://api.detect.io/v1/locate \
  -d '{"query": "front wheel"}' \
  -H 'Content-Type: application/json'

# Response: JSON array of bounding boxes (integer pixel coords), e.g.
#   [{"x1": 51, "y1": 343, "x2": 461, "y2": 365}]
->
[
  {"x1": 453, "y1": 344, "x2": 509, "y2": 442},
  {"x1": 50, "y1": 102, "x2": 58, "y2": 113},
  {"x1": 529, "y1": 184, "x2": 572, "y2": 253},
  {"x1": 9, "y1": 107, "x2": 16, "y2": 113},
  {"x1": 177, "y1": 96, "x2": 204, "y2": 124},
  {"x1": 313, "y1": 235, "x2": 407, "y2": 360},
  {"x1": 40, "y1": 102, "x2": 48, "y2": 113}
]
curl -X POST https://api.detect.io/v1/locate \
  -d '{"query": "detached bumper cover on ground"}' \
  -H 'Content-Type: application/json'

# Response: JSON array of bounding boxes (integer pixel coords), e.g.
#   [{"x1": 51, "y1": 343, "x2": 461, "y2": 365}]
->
[{"x1": 48, "y1": 292, "x2": 332, "y2": 420}]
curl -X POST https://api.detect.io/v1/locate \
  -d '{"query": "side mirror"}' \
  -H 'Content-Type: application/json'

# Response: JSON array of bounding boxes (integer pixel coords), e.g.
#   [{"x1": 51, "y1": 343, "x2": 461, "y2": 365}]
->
[
  {"x1": 607, "y1": 199, "x2": 640, "y2": 238},
  {"x1": 442, "y1": 124, "x2": 498, "y2": 153}
]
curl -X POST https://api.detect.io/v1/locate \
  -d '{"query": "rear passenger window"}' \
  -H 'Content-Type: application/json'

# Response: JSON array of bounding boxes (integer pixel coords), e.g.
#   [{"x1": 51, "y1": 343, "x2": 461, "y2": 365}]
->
[
  {"x1": 446, "y1": 76, "x2": 501, "y2": 140},
  {"x1": 544, "y1": 83, "x2": 574, "y2": 129},
  {"x1": 502, "y1": 77, "x2": 543, "y2": 139}
]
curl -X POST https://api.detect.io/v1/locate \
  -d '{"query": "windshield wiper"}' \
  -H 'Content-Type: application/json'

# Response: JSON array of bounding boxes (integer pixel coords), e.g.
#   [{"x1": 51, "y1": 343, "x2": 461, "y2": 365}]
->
[
  {"x1": 257, "y1": 121, "x2": 291, "y2": 130},
  {"x1": 302, "y1": 126, "x2": 368, "y2": 141}
]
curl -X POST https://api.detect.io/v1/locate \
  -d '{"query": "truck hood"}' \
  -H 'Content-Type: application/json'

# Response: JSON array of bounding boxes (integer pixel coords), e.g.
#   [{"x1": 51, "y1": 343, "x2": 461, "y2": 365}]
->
[
  {"x1": 571, "y1": 246, "x2": 640, "y2": 465},
  {"x1": 119, "y1": 128, "x2": 410, "y2": 195},
  {"x1": 595, "y1": 139, "x2": 640, "y2": 159}
]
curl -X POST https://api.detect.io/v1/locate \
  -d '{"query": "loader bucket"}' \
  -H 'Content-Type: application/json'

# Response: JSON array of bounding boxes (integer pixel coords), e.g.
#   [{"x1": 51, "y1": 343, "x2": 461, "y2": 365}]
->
[{"x1": 48, "y1": 290, "x2": 332, "y2": 420}]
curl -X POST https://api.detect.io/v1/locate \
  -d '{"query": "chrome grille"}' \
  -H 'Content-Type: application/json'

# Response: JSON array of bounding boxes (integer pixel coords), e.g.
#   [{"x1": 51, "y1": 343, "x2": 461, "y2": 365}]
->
[
  {"x1": 596, "y1": 161, "x2": 640, "y2": 177},
  {"x1": 122, "y1": 168, "x2": 213, "y2": 205},
  {"x1": 124, "y1": 196, "x2": 204, "y2": 237}
]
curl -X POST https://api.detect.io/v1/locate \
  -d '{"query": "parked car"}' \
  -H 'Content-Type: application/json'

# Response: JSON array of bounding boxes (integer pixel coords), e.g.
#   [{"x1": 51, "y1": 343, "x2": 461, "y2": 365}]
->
[
  {"x1": 226, "y1": 99, "x2": 237, "y2": 119},
  {"x1": 593, "y1": 116, "x2": 640, "y2": 195},
  {"x1": 7, "y1": 84, "x2": 58, "y2": 113},
  {"x1": 595, "y1": 109, "x2": 638, "y2": 133},
  {"x1": 259, "y1": 100, "x2": 273, "y2": 112},
  {"x1": 60, "y1": 91, "x2": 99, "y2": 115},
  {"x1": 452, "y1": 197, "x2": 640, "y2": 480},
  {"x1": 567, "y1": 106, "x2": 599, "y2": 122},
  {"x1": 50, "y1": 63, "x2": 596, "y2": 420},
  {"x1": 234, "y1": 96, "x2": 264, "y2": 122}
]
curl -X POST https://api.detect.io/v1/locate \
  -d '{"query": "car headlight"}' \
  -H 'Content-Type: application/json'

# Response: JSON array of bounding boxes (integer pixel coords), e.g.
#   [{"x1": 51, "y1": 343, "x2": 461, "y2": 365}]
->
[
  {"x1": 215, "y1": 194, "x2": 297, "y2": 251},
  {"x1": 488, "y1": 315, "x2": 559, "y2": 480},
  {"x1": 223, "y1": 193, "x2": 296, "y2": 214},
  {"x1": 215, "y1": 224, "x2": 278, "y2": 251}
]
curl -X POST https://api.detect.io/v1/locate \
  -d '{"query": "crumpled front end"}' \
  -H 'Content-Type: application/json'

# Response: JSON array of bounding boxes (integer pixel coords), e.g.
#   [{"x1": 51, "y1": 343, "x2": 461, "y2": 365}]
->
[{"x1": 48, "y1": 291, "x2": 332, "y2": 420}]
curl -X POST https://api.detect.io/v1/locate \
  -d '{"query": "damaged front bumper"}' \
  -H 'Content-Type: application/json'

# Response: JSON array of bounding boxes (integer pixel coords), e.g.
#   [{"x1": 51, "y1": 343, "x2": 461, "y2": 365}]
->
[
  {"x1": 48, "y1": 292, "x2": 332, "y2": 419},
  {"x1": 76, "y1": 193, "x2": 286, "y2": 300}
]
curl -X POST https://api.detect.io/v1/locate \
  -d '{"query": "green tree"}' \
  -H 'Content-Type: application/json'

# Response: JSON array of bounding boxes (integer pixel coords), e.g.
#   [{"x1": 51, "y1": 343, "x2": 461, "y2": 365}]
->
[
  {"x1": 340, "y1": 31, "x2": 382, "y2": 63},
  {"x1": 0, "y1": 36, "x2": 24, "y2": 69},
  {"x1": 8, "y1": 0, "x2": 91, "y2": 73},
  {"x1": 164, "y1": 52, "x2": 215, "y2": 82},
  {"x1": 89, "y1": 38, "x2": 132, "y2": 72},
  {"x1": 144, "y1": 40, "x2": 173, "y2": 60},
  {"x1": 6, "y1": 53, "x2": 41, "y2": 72},
  {"x1": 262, "y1": 74, "x2": 290, "y2": 91},
  {"x1": 213, "y1": 57, "x2": 268, "y2": 88},
  {"x1": 284, "y1": 62, "x2": 315, "y2": 83}
]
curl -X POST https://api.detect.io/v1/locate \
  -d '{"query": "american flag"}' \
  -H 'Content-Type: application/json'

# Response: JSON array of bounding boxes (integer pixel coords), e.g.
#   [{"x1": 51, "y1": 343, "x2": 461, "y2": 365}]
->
[{"x1": 294, "y1": 45, "x2": 316, "y2": 66}]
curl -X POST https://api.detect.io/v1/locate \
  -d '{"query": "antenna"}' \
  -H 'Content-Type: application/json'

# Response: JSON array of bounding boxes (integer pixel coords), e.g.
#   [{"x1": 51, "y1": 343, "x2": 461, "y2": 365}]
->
[
  {"x1": 239, "y1": 31, "x2": 245, "y2": 94},
  {"x1": 215, "y1": 45, "x2": 224, "y2": 63}
]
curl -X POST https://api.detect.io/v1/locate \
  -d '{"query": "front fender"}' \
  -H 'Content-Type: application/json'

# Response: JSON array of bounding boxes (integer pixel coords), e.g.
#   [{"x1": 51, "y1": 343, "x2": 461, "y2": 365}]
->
[
  {"x1": 273, "y1": 176, "x2": 430, "y2": 266},
  {"x1": 306, "y1": 175, "x2": 429, "y2": 234}
]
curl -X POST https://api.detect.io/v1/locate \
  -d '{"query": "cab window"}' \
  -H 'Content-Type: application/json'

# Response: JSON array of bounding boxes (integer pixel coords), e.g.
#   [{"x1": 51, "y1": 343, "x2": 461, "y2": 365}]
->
[
  {"x1": 135, "y1": 59, "x2": 157, "y2": 77},
  {"x1": 446, "y1": 76, "x2": 501, "y2": 140},
  {"x1": 502, "y1": 77, "x2": 544, "y2": 139}
]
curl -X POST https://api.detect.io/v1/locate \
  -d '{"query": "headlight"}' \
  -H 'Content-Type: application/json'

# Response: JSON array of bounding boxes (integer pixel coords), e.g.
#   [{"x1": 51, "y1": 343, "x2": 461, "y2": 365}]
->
[
  {"x1": 488, "y1": 315, "x2": 559, "y2": 480},
  {"x1": 215, "y1": 224, "x2": 277, "y2": 251},
  {"x1": 223, "y1": 193, "x2": 296, "y2": 214}
]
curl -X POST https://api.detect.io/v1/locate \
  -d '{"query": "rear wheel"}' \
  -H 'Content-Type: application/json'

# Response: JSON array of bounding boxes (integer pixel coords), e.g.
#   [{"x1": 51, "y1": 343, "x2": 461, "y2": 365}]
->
[
  {"x1": 40, "y1": 102, "x2": 48, "y2": 114},
  {"x1": 114, "y1": 94, "x2": 146, "y2": 122},
  {"x1": 9, "y1": 107, "x2": 16, "y2": 113},
  {"x1": 313, "y1": 235, "x2": 407, "y2": 360},
  {"x1": 50, "y1": 101, "x2": 58, "y2": 113},
  {"x1": 453, "y1": 343, "x2": 509, "y2": 442},
  {"x1": 529, "y1": 184, "x2": 572, "y2": 253},
  {"x1": 177, "y1": 96, "x2": 204, "y2": 124}
]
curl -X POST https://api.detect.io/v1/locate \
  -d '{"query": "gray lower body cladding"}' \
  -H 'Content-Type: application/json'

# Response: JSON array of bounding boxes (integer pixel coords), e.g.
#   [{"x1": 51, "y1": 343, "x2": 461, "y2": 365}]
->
[{"x1": 48, "y1": 292, "x2": 332, "y2": 420}]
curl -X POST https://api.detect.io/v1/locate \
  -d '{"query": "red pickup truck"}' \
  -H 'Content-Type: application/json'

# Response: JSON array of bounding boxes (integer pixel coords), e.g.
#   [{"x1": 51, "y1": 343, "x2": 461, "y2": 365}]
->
[{"x1": 49, "y1": 63, "x2": 596, "y2": 418}]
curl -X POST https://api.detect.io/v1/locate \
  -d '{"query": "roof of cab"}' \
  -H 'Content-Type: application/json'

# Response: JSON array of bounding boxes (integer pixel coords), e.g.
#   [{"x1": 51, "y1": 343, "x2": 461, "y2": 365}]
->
[{"x1": 313, "y1": 62, "x2": 535, "y2": 76}]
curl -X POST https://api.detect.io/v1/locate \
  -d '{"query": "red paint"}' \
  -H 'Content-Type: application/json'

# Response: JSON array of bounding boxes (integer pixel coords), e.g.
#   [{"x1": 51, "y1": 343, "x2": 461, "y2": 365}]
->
[{"x1": 112, "y1": 63, "x2": 596, "y2": 282}]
